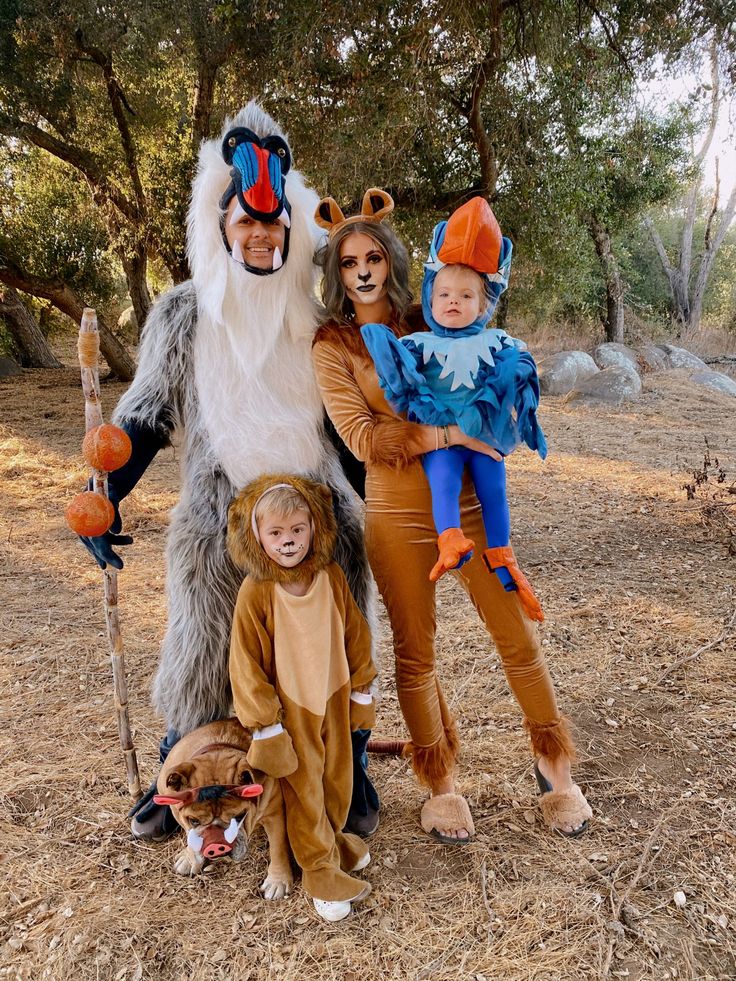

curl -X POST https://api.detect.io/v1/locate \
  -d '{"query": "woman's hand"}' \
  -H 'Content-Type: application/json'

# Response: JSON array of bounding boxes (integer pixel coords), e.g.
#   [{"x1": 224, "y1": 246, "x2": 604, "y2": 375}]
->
[
  {"x1": 449, "y1": 426, "x2": 503, "y2": 461},
  {"x1": 414, "y1": 424, "x2": 502, "y2": 461}
]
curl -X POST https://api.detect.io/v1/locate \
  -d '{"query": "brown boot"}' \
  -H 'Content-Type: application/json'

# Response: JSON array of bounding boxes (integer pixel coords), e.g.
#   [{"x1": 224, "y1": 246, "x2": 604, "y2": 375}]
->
[
  {"x1": 483, "y1": 545, "x2": 544, "y2": 622},
  {"x1": 429, "y1": 528, "x2": 475, "y2": 582}
]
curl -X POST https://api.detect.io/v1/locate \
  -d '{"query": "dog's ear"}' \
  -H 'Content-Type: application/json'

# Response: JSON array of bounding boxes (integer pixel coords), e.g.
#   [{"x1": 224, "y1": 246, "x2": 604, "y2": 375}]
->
[
  {"x1": 232, "y1": 783, "x2": 264, "y2": 799},
  {"x1": 237, "y1": 765, "x2": 257, "y2": 787},
  {"x1": 166, "y1": 763, "x2": 196, "y2": 791}
]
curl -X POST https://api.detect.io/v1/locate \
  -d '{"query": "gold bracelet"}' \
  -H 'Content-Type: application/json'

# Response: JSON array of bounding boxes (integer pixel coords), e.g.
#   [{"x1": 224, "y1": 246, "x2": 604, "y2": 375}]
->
[
  {"x1": 442, "y1": 425, "x2": 450, "y2": 449},
  {"x1": 435, "y1": 427, "x2": 439, "y2": 452}
]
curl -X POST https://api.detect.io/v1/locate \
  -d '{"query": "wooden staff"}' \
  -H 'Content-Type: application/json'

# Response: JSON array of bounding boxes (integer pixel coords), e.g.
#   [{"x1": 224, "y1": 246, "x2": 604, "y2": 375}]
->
[{"x1": 78, "y1": 308, "x2": 141, "y2": 800}]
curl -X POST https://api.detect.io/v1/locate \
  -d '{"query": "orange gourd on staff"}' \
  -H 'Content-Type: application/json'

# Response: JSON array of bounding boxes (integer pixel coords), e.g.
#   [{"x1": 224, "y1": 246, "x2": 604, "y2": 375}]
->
[
  {"x1": 65, "y1": 490, "x2": 115, "y2": 536},
  {"x1": 82, "y1": 423, "x2": 132, "y2": 473}
]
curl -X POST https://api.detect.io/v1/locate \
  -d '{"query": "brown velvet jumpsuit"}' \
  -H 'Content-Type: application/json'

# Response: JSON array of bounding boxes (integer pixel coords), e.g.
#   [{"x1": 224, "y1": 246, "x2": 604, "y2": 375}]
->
[
  {"x1": 228, "y1": 475, "x2": 377, "y2": 903},
  {"x1": 312, "y1": 318, "x2": 575, "y2": 786}
]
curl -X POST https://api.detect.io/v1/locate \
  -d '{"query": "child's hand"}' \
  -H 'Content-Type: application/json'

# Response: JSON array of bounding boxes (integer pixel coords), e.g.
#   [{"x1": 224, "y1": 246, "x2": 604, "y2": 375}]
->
[
  {"x1": 350, "y1": 691, "x2": 376, "y2": 731},
  {"x1": 246, "y1": 725, "x2": 298, "y2": 777},
  {"x1": 459, "y1": 431, "x2": 503, "y2": 461}
]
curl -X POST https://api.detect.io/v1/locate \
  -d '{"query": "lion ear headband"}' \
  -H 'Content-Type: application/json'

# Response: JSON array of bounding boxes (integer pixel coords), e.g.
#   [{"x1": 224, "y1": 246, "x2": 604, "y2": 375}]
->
[{"x1": 314, "y1": 187, "x2": 394, "y2": 237}]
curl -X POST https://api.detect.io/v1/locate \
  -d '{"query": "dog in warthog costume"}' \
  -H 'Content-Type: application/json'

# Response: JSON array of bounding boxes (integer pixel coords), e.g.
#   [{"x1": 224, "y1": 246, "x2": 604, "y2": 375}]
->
[{"x1": 153, "y1": 719, "x2": 293, "y2": 897}]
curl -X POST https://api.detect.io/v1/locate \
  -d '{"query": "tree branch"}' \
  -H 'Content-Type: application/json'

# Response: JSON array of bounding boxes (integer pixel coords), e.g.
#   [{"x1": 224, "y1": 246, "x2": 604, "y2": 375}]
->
[
  {"x1": 74, "y1": 31, "x2": 146, "y2": 217},
  {"x1": 642, "y1": 216, "x2": 675, "y2": 281},
  {"x1": 0, "y1": 114, "x2": 138, "y2": 224},
  {"x1": 693, "y1": 35, "x2": 721, "y2": 172},
  {"x1": 448, "y1": 0, "x2": 502, "y2": 198},
  {"x1": 656, "y1": 607, "x2": 736, "y2": 686},
  {"x1": 581, "y1": 0, "x2": 631, "y2": 73}
]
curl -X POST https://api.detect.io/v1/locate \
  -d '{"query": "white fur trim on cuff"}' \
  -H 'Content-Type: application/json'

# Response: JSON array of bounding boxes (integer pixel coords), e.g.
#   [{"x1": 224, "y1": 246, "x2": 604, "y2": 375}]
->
[
  {"x1": 350, "y1": 691, "x2": 373, "y2": 705},
  {"x1": 253, "y1": 722, "x2": 284, "y2": 740}
]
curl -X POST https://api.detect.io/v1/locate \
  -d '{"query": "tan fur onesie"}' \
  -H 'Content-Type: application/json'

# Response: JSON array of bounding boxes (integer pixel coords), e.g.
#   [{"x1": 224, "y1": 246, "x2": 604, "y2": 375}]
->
[{"x1": 228, "y1": 475, "x2": 377, "y2": 902}]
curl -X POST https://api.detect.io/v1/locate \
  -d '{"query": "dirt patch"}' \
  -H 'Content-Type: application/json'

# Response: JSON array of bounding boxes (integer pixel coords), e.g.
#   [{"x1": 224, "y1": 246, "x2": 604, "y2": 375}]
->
[{"x1": 1, "y1": 356, "x2": 735, "y2": 980}]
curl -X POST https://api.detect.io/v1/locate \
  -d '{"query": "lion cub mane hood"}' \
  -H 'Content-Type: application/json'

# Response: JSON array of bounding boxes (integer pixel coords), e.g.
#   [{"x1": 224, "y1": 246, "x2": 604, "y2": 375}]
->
[{"x1": 227, "y1": 473, "x2": 337, "y2": 584}]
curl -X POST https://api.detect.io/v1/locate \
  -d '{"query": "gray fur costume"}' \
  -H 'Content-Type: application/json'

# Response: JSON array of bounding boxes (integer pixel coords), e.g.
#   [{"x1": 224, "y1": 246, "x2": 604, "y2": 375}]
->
[{"x1": 113, "y1": 103, "x2": 374, "y2": 736}]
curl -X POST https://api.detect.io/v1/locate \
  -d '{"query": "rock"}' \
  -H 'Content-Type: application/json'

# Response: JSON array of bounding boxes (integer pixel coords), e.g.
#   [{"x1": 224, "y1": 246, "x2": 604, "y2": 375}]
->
[
  {"x1": 673, "y1": 891, "x2": 687, "y2": 908},
  {"x1": 0, "y1": 355, "x2": 22, "y2": 378},
  {"x1": 564, "y1": 364, "x2": 642, "y2": 404},
  {"x1": 538, "y1": 351, "x2": 598, "y2": 396},
  {"x1": 637, "y1": 344, "x2": 669, "y2": 372},
  {"x1": 655, "y1": 344, "x2": 707, "y2": 370},
  {"x1": 593, "y1": 342, "x2": 640, "y2": 374},
  {"x1": 689, "y1": 370, "x2": 736, "y2": 397},
  {"x1": 117, "y1": 306, "x2": 138, "y2": 343}
]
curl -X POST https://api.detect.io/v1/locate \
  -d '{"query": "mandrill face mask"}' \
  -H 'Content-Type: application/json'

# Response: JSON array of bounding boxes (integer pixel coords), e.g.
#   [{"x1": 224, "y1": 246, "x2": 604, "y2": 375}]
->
[{"x1": 219, "y1": 126, "x2": 293, "y2": 276}]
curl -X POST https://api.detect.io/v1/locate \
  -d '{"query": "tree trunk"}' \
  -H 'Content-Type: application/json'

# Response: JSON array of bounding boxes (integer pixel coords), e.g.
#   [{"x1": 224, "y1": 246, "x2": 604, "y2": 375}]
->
[
  {"x1": 0, "y1": 286, "x2": 62, "y2": 368},
  {"x1": 0, "y1": 259, "x2": 136, "y2": 381},
  {"x1": 589, "y1": 215, "x2": 624, "y2": 343},
  {"x1": 642, "y1": 216, "x2": 688, "y2": 336},
  {"x1": 642, "y1": 39, "x2": 734, "y2": 337},
  {"x1": 191, "y1": 57, "x2": 219, "y2": 154},
  {"x1": 88, "y1": 316, "x2": 132, "y2": 379},
  {"x1": 117, "y1": 239, "x2": 151, "y2": 337},
  {"x1": 689, "y1": 180, "x2": 736, "y2": 335},
  {"x1": 167, "y1": 254, "x2": 191, "y2": 285},
  {"x1": 453, "y1": 1, "x2": 502, "y2": 201}
]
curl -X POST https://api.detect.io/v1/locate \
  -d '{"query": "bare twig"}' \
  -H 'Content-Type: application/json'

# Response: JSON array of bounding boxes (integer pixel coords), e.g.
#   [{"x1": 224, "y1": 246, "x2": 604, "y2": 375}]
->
[
  {"x1": 480, "y1": 859, "x2": 496, "y2": 927},
  {"x1": 603, "y1": 808, "x2": 674, "y2": 977},
  {"x1": 656, "y1": 607, "x2": 736, "y2": 686}
]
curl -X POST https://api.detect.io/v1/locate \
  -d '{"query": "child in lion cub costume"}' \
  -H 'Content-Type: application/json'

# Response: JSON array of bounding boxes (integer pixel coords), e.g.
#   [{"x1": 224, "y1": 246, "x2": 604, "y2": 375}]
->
[{"x1": 228, "y1": 474, "x2": 375, "y2": 922}]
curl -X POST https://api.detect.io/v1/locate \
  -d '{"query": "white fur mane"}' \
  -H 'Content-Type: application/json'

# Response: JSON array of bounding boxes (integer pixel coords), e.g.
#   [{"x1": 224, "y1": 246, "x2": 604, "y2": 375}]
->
[{"x1": 189, "y1": 103, "x2": 325, "y2": 488}]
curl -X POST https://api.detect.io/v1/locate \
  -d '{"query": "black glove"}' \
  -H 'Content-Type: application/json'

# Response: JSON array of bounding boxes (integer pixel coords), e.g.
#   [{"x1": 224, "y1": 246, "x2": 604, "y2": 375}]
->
[
  {"x1": 78, "y1": 419, "x2": 167, "y2": 570},
  {"x1": 79, "y1": 486, "x2": 134, "y2": 570}
]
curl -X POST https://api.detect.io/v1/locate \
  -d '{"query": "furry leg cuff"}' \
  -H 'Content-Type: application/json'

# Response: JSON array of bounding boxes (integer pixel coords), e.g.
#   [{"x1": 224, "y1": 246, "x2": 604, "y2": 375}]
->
[
  {"x1": 524, "y1": 715, "x2": 576, "y2": 763},
  {"x1": 403, "y1": 719, "x2": 461, "y2": 788}
]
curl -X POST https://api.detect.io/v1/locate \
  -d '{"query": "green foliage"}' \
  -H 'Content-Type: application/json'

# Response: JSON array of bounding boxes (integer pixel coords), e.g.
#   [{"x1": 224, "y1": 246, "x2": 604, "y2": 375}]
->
[
  {"x1": 0, "y1": 144, "x2": 118, "y2": 302},
  {"x1": 0, "y1": 0, "x2": 734, "y2": 335}
]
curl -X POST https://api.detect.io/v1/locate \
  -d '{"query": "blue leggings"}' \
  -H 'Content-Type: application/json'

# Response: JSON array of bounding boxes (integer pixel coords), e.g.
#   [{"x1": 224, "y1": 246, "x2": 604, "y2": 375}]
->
[{"x1": 422, "y1": 447, "x2": 514, "y2": 587}]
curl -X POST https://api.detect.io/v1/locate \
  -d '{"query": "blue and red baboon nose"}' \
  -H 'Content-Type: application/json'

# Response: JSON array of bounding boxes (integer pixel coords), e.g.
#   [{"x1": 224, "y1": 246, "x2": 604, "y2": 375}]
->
[{"x1": 232, "y1": 142, "x2": 282, "y2": 217}]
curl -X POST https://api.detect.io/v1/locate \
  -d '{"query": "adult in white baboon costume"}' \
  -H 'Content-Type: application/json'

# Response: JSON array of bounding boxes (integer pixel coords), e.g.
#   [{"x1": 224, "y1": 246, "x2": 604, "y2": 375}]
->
[{"x1": 81, "y1": 103, "x2": 378, "y2": 839}]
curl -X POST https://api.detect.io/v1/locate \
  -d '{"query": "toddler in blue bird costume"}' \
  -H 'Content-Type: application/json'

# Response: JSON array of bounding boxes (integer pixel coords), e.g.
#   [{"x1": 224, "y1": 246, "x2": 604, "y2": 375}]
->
[{"x1": 360, "y1": 197, "x2": 546, "y2": 622}]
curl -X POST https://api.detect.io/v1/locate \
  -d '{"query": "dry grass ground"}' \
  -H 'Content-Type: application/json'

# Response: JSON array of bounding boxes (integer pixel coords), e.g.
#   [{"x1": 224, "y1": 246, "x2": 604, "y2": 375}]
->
[{"x1": 1, "y1": 342, "x2": 735, "y2": 981}]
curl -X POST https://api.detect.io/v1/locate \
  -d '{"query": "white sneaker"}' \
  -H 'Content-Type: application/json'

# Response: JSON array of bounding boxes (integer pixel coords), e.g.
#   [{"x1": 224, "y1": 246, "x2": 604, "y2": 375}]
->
[
  {"x1": 313, "y1": 898, "x2": 352, "y2": 922},
  {"x1": 312, "y1": 882, "x2": 371, "y2": 922},
  {"x1": 352, "y1": 850, "x2": 371, "y2": 872}
]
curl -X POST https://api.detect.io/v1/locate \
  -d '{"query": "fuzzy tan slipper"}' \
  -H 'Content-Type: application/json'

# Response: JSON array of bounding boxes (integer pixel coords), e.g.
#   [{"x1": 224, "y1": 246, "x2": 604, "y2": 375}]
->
[
  {"x1": 420, "y1": 793, "x2": 475, "y2": 845},
  {"x1": 534, "y1": 763, "x2": 592, "y2": 837}
]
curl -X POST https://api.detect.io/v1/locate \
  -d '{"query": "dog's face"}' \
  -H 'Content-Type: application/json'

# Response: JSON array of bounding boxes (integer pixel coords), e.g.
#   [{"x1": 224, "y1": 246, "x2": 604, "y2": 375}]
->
[{"x1": 155, "y1": 751, "x2": 263, "y2": 861}]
